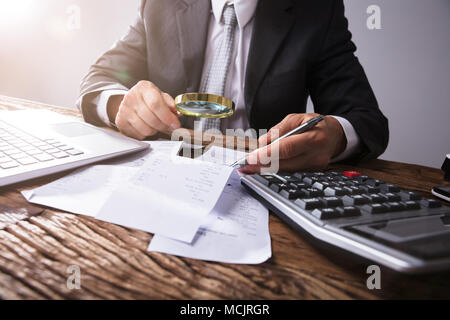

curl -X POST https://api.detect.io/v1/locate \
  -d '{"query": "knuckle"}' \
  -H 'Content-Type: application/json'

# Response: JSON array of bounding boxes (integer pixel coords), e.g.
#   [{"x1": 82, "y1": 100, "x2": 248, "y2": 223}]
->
[
  {"x1": 122, "y1": 92, "x2": 138, "y2": 108},
  {"x1": 285, "y1": 113, "x2": 296, "y2": 121},
  {"x1": 121, "y1": 93, "x2": 132, "y2": 106},
  {"x1": 146, "y1": 94, "x2": 160, "y2": 109},
  {"x1": 136, "y1": 80, "x2": 150, "y2": 90},
  {"x1": 285, "y1": 113, "x2": 302, "y2": 127}
]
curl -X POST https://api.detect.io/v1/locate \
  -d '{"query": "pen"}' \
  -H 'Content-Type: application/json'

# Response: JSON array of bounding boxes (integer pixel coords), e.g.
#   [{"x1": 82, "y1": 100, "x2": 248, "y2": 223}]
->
[{"x1": 230, "y1": 115, "x2": 325, "y2": 168}]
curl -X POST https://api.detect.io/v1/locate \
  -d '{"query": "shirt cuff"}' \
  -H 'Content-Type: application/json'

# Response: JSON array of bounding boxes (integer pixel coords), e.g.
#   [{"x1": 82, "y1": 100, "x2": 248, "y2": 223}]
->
[
  {"x1": 91, "y1": 90, "x2": 128, "y2": 127},
  {"x1": 330, "y1": 116, "x2": 361, "y2": 162}
]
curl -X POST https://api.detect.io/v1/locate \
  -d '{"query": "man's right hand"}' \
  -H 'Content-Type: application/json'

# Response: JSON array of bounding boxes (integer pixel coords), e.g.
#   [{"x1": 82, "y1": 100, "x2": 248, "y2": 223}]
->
[{"x1": 107, "y1": 81, "x2": 181, "y2": 140}]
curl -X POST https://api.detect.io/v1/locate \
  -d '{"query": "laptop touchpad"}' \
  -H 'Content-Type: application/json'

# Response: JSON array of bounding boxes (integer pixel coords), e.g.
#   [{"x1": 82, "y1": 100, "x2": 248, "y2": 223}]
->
[{"x1": 50, "y1": 122, "x2": 100, "y2": 138}]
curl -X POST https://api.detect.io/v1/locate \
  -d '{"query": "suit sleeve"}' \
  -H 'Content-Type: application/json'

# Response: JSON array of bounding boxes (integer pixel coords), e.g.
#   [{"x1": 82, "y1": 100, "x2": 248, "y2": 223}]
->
[
  {"x1": 308, "y1": 0, "x2": 389, "y2": 161},
  {"x1": 76, "y1": 0, "x2": 148, "y2": 126}
]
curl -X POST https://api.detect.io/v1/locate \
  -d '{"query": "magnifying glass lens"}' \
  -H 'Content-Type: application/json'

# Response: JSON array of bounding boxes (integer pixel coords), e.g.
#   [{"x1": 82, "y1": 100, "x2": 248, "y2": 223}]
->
[{"x1": 175, "y1": 93, "x2": 235, "y2": 118}]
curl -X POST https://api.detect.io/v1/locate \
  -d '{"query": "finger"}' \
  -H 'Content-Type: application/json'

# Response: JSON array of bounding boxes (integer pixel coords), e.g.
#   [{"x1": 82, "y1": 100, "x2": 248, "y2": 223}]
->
[
  {"x1": 161, "y1": 92, "x2": 177, "y2": 113},
  {"x1": 238, "y1": 164, "x2": 264, "y2": 175},
  {"x1": 141, "y1": 89, "x2": 181, "y2": 130},
  {"x1": 128, "y1": 114, "x2": 158, "y2": 138},
  {"x1": 135, "y1": 100, "x2": 173, "y2": 134},
  {"x1": 162, "y1": 92, "x2": 183, "y2": 118},
  {"x1": 248, "y1": 133, "x2": 315, "y2": 166},
  {"x1": 119, "y1": 122, "x2": 147, "y2": 140},
  {"x1": 240, "y1": 150, "x2": 329, "y2": 174}
]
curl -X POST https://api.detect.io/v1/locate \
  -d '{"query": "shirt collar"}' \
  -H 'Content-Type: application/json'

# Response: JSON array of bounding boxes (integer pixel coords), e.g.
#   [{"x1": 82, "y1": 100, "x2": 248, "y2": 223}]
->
[{"x1": 211, "y1": 0, "x2": 259, "y2": 29}]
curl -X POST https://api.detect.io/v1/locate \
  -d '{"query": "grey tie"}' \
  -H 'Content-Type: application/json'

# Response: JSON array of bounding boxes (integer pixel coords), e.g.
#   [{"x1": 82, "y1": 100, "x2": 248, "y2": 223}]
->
[{"x1": 195, "y1": 5, "x2": 238, "y2": 132}]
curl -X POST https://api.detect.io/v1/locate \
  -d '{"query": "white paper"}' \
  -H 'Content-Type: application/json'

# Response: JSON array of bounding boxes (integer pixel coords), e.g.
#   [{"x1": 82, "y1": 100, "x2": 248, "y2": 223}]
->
[
  {"x1": 199, "y1": 145, "x2": 248, "y2": 166},
  {"x1": 148, "y1": 171, "x2": 271, "y2": 264},
  {"x1": 21, "y1": 141, "x2": 183, "y2": 217},
  {"x1": 96, "y1": 155, "x2": 234, "y2": 243},
  {"x1": 22, "y1": 165, "x2": 139, "y2": 217},
  {"x1": 106, "y1": 140, "x2": 183, "y2": 167}
]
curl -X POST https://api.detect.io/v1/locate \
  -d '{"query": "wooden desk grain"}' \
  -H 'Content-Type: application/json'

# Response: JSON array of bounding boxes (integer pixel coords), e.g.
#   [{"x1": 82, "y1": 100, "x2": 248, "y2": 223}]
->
[{"x1": 0, "y1": 95, "x2": 449, "y2": 300}]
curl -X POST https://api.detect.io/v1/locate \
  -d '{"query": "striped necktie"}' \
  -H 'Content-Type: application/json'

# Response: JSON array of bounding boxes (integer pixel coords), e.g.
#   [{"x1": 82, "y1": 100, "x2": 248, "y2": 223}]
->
[{"x1": 195, "y1": 4, "x2": 238, "y2": 132}]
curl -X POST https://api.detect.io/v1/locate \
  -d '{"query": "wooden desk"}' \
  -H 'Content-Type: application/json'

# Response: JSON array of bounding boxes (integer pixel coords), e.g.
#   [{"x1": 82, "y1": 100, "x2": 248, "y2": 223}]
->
[{"x1": 1, "y1": 95, "x2": 449, "y2": 300}]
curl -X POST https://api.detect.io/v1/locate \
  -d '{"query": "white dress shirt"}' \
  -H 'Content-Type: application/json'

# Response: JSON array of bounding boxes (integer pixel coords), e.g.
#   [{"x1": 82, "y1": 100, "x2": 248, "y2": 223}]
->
[{"x1": 93, "y1": 0, "x2": 360, "y2": 161}]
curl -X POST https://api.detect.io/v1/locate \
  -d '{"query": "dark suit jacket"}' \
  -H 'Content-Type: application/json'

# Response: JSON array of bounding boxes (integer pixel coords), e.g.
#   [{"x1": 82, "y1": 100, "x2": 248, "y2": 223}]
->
[{"x1": 77, "y1": 0, "x2": 389, "y2": 161}]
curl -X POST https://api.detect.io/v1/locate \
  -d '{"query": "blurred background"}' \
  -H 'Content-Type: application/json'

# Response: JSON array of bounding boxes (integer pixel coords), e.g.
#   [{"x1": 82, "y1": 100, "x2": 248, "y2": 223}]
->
[{"x1": 0, "y1": 0, "x2": 449, "y2": 168}]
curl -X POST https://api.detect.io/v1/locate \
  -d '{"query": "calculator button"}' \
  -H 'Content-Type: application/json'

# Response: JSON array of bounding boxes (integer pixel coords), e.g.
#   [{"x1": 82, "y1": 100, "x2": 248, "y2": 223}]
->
[
  {"x1": 366, "y1": 179, "x2": 384, "y2": 187},
  {"x1": 295, "y1": 198, "x2": 323, "y2": 210},
  {"x1": 342, "y1": 195, "x2": 370, "y2": 206},
  {"x1": 269, "y1": 183, "x2": 289, "y2": 193},
  {"x1": 361, "y1": 186, "x2": 380, "y2": 194},
  {"x1": 311, "y1": 208, "x2": 340, "y2": 220},
  {"x1": 336, "y1": 206, "x2": 361, "y2": 217},
  {"x1": 399, "y1": 191, "x2": 422, "y2": 201},
  {"x1": 362, "y1": 204, "x2": 388, "y2": 214},
  {"x1": 320, "y1": 197, "x2": 343, "y2": 207},
  {"x1": 420, "y1": 199, "x2": 442, "y2": 208},
  {"x1": 402, "y1": 201, "x2": 421, "y2": 210},
  {"x1": 254, "y1": 174, "x2": 277, "y2": 186},
  {"x1": 384, "y1": 193, "x2": 402, "y2": 202},
  {"x1": 289, "y1": 182, "x2": 308, "y2": 189},
  {"x1": 303, "y1": 176, "x2": 320, "y2": 185},
  {"x1": 280, "y1": 188, "x2": 304, "y2": 200},
  {"x1": 324, "y1": 187, "x2": 348, "y2": 197},
  {"x1": 380, "y1": 184, "x2": 401, "y2": 193},
  {"x1": 343, "y1": 171, "x2": 361, "y2": 178},
  {"x1": 386, "y1": 202, "x2": 403, "y2": 211},
  {"x1": 302, "y1": 187, "x2": 323, "y2": 198}
]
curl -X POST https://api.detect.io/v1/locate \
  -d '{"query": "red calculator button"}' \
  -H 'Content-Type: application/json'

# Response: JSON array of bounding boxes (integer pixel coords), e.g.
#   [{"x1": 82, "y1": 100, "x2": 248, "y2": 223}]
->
[{"x1": 343, "y1": 171, "x2": 361, "y2": 178}]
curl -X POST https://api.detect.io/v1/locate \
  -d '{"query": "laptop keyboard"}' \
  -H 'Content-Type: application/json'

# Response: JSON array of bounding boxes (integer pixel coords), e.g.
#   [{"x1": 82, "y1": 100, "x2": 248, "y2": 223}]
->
[{"x1": 0, "y1": 120, "x2": 84, "y2": 170}]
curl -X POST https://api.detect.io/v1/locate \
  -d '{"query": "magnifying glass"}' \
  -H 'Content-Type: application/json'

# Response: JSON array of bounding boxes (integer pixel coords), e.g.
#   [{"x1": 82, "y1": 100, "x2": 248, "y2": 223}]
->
[{"x1": 175, "y1": 93, "x2": 235, "y2": 118}]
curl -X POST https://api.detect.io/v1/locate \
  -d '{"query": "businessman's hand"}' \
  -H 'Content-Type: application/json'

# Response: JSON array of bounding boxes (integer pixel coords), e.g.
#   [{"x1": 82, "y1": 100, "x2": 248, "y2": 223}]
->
[
  {"x1": 108, "y1": 81, "x2": 181, "y2": 140},
  {"x1": 239, "y1": 113, "x2": 347, "y2": 174}
]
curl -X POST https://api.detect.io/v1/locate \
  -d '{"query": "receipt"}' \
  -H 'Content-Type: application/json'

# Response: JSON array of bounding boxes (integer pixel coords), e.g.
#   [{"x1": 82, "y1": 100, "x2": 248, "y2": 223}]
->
[
  {"x1": 148, "y1": 146, "x2": 271, "y2": 264},
  {"x1": 148, "y1": 170, "x2": 271, "y2": 264},
  {"x1": 21, "y1": 141, "x2": 183, "y2": 217},
  {"x1": 96, "y1": 155, "x2": 234, "y2": 243}
]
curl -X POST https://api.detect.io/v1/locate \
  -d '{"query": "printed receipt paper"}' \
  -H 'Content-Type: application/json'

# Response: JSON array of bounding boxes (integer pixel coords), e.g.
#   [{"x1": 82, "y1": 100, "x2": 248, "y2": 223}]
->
[
  {"x1": 21, "y1": 141, "x2": 183, "y2": 217},
  {"x1": 96, "y1": 154, "x2": 234, "y2": 243},
  {"x1": 148, "y1": 146, "x2": 272, "y2": 264}
]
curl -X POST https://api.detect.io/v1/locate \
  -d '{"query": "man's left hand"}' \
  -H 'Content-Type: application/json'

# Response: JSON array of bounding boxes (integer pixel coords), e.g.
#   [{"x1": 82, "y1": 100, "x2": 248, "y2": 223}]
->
[{"x1": 239, "y1": 113, "x2": 347, "y2": 174}]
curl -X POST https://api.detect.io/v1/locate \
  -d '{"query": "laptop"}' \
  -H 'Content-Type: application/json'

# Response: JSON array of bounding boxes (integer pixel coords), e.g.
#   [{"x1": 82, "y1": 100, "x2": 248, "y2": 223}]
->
[{"x1": 0, "y1": 109, "x2": 149, "y2": 187}]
